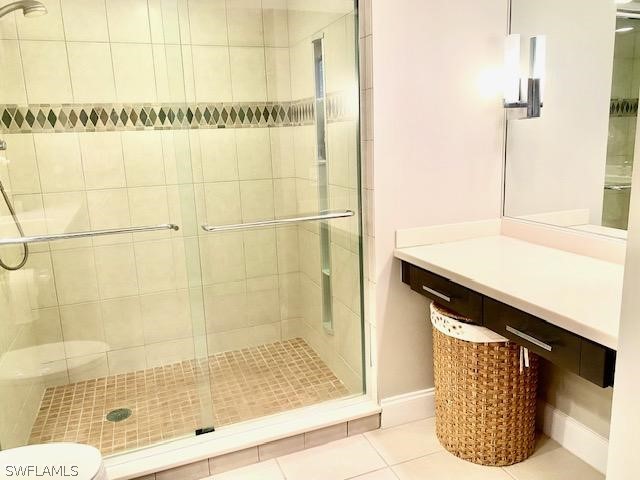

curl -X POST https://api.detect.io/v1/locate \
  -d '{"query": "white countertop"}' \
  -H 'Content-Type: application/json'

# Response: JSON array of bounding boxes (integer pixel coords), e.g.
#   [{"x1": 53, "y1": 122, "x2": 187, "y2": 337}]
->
[{"x1": 395, "y1": 235, "x2": 622, "y2": 349}]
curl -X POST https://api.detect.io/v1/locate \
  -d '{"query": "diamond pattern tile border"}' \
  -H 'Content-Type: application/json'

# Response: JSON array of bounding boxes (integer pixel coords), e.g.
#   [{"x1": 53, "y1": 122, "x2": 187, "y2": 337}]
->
[
  {"x1": 0, "y1": 93, "x2": 356, "y2": 134},
  {"x1": 610, "y1": 98, "x2": 638, "y2": 117}
]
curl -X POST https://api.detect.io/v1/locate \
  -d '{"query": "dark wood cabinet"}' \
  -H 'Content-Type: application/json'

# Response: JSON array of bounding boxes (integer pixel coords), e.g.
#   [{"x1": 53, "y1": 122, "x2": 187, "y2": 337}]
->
[
  {"x1": 402, "y1": 261, "x2": 616, "y2": 388},
  {"x1": 402, "y1": 261, "x2": 483, "y2": 321}
]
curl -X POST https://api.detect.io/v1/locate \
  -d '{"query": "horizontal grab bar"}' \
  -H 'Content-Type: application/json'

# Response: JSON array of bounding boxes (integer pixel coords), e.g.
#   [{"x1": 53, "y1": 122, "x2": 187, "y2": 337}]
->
[
  {"x1": 0, "y1": 223, "x2": 179, "y2": 246},
  {"x1": 201, "y1": 210, "x2": 355, "y2": 233}
]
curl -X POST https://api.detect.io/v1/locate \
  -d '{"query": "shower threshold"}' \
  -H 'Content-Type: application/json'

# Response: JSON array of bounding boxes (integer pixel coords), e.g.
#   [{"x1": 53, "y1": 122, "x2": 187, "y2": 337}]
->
[{"x1": 28, "y1": 338, "x2": 349, "y2": 456}]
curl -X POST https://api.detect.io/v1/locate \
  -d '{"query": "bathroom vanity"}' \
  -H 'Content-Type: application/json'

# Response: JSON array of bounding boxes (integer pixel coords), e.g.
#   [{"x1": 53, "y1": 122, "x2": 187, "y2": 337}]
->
[{"x1": 395, "y1": 222, "x2": 621, "y2": 388}]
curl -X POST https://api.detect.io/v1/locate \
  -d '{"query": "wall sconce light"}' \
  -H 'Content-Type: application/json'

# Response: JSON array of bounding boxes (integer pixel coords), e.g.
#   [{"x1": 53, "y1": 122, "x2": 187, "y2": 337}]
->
[{"x1": 504, "y1": 34, "x2": 546, "y2": 119}]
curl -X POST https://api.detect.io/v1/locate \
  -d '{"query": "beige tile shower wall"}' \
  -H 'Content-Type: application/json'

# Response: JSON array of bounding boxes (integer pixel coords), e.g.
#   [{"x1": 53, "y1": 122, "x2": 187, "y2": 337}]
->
[
  {"x1": 358, "y1": 0, "x2": 375, "y2": 401},
  {"x1": 0, "y1": 267, "x2": 47, "y2": 448},
  {"x1": 287, "y1": 8, "x2": 364, "y2": 393},
  {"x1": 608, "y1": 30, "x2": 639, "y2": 173},
  {"x1": 180, "y1": 0, "x2": 300, "y2": 359},
  {"x1": 0, "y1": 0, "x2": 299, "y2": 395},
  {"x1": 0, "y1": 149, "x2": 47, "y2": 447},
  {"x1": 604, "y1": 31, "x2": 637, "y2": 229},
  {"x1": 192, "y1": 126, "x2": 303, "y2": 355},
  {"x1": 0, "y1": 128, "x2": 208, "y2": 382}
]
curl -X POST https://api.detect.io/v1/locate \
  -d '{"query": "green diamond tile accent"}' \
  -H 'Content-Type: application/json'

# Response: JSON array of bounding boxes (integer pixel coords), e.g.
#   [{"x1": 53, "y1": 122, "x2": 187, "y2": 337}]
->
[
  {"x1": 25, "y1": 110, "x2": 35, "y2": 127},
  {"x1": 14, "y1": 110, "x2": 24, "y2": 128},
  {"x1": 1, "y1": 110, "x2": 12, "y2": 128},
  {"x1": 58, "y1": 110, "x2": 68, "y2": 126},
  {"x1": 36, "y1": 110, "x2": 46, "y2": 127},
  {"x1": 79, "y1": 109, "x2": 88, "y2": 126},
  {"x1": 0, "y1": 95, "x2": 345, "y2": 134},
  {"x1": 47, "y1": 109, "x2": 57, "y2": 127}
]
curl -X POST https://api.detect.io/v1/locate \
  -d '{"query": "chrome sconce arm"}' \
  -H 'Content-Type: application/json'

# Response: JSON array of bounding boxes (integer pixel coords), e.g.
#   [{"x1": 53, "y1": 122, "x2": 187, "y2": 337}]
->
[
  {"x1": 503, "y1": 35, "x2": 546, "y2": 119},
  {"x1": 504, "y1": 78, "x2": 543, "y2": 118}
]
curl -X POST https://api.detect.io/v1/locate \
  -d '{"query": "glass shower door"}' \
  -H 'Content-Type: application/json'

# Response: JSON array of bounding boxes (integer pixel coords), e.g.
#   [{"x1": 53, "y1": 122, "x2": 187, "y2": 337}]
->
[
  {"x1": 0, "y1": 0, "x2": 365, "y2": 457},
  {"x1": 0, "y1": 0, "x2": 214, "y2": 455},
  {"x1": 193, "y1": 0, "x2": 365, "y2": 428}
]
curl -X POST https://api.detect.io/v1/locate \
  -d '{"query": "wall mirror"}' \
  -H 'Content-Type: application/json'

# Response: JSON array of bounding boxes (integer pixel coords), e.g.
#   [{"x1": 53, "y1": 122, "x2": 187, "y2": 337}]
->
[{"x1": 504, "y1": 0, "x2": 638, "y2": 239}]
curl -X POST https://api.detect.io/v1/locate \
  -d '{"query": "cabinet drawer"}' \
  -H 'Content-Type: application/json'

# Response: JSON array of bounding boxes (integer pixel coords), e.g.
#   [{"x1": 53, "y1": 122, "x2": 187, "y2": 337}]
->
[
  {"x1": 403, "y1": 262, "x2": 483, "y2": 322},
  {"x1": 484, "y1": 298, "x2": 582, "y2": 374}
]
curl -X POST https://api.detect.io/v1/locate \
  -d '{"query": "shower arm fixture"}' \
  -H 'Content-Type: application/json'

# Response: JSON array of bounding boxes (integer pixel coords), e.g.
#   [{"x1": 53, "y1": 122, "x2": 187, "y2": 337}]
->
[
  {"x1": 0, "y1": 0, "x2": 47, "y2": 19},
  {"x1": 503, "y1": 34, "x2": 546, "y2": 119}
]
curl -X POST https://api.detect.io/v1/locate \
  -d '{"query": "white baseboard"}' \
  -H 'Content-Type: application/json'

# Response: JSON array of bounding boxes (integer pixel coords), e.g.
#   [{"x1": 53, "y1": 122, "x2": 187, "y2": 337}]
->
[
  {"x1": 538, "y1": 402, "x2": 609, "y2": 474},
  {"x1": 380, "y1": 390, "x2": 608, "y2": 474},
  {"x1": 380, "y1": 388, "x2": 435, "y2": 428}
]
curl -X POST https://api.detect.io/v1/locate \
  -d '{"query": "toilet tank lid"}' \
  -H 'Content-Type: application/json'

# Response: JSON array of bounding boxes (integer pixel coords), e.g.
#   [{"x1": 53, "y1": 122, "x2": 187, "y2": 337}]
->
[{"x1": 0, "y1": 443, "x2": 103, "y2": 479}]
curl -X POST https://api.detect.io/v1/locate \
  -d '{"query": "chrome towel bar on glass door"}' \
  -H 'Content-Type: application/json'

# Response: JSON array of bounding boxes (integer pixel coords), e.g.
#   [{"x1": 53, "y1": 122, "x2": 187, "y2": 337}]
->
[
  {"x1": 0, "y1": 223, "x2": 180, "y2": 246},
  {"x1": 604, "y1": 184, "x2": 632, "y2": 191},
  {"x1": 201, "y1": 210, "x2": 355, "y2": 233}
]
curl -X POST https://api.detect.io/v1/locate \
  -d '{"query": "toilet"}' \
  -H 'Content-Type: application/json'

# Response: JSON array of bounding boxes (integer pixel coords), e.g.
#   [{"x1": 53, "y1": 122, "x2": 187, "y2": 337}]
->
[{"x1": 0, "y1": 443, "x2": 106, "y2": 479}]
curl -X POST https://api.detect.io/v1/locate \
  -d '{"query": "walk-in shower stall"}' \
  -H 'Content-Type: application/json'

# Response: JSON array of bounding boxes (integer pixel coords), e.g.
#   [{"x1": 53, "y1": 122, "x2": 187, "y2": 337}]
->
[{"x1": 0, "y1": 0, "x2": 364, "y2": 456}]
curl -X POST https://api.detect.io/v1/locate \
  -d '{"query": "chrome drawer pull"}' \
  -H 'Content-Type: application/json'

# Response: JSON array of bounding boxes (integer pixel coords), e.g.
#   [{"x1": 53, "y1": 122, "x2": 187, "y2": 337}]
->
[
  {"x1": 506, "y1": 325, "x2": 553, "y2": 352},
  {"x1": 422, "y1": 285, "x2": 451, "y2": 303}
]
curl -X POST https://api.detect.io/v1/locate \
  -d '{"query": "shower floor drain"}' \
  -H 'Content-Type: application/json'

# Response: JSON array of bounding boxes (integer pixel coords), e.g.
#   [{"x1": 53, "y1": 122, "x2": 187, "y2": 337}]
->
[{"x1": 106, "y1": 408, "x2": 132, "y2": 422}]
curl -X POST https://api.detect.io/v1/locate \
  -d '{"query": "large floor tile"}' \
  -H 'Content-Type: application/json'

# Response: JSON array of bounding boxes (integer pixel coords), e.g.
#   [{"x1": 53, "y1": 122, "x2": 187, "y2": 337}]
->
[
  {"x1": 504, "y1": 437, "x2": 604, "y2": 480},
  {"x1": 392, "y1": 451, "x2": 512, "y2": 480},
  {"x1": 210, "y1": 460, "x2": 284, "y2": 480},
  {"x1": 276, "y1": 435, "x2": 386, "y2": 480},
  {"x1": 351, "y1": 468, "x2": 399, "y2": 479},
  {"x1": 364, "y1": 418, "x2": 443, "y2": 464}
]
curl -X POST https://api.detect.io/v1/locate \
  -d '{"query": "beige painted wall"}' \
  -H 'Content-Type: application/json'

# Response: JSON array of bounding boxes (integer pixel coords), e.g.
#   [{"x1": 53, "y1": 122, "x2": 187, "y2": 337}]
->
[
  {"x1": 371, "y1": 0, "x2": 507, "y2": 398},
  {"x1": 539, "y1": 361, "x2": 613, "y2": 438}
]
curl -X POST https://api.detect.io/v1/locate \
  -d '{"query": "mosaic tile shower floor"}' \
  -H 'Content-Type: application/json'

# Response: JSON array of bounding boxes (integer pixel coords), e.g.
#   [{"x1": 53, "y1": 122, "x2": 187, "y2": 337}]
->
[{"x1": 28, "y1": 338, "x2": 349, "y2": 456}]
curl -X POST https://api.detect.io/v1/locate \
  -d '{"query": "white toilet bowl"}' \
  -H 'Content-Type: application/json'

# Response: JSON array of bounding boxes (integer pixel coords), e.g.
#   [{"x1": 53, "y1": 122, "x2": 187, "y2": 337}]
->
[{"x1": 0, "y1": 443, "x2": 106, "y2": 479}]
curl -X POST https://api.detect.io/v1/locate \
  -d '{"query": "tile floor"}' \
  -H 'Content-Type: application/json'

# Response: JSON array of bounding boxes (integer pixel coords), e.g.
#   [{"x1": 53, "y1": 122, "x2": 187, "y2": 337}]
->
[
  {"x1": 205, "y1": 418, "x2": 605, "y2": 480},
  {"x1": 29, "y1": 338, "x2": 349, "y2": 455}
]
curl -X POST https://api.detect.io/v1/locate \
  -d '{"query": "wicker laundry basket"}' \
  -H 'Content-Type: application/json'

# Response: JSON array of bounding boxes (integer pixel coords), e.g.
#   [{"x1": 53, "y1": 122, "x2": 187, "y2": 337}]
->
[{"x1": 431, "y1": 302, "x2": 538, "y2": 466}]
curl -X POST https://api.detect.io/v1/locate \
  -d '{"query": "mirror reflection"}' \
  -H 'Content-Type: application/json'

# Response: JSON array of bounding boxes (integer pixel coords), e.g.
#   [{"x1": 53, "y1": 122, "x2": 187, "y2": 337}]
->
[{"x1": 504, "y1": 0, "x2": 637, "y2": 238}]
